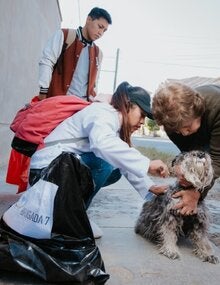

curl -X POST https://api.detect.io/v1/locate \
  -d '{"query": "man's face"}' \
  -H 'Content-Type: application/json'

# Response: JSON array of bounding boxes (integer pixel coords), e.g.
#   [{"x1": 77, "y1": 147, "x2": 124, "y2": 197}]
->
[
  {"x1": 85, "y1": 16, "x2": 109, "y2": 41},
  {"x1": 176, "y1": 117, "x2": 201, "y2": 136}
]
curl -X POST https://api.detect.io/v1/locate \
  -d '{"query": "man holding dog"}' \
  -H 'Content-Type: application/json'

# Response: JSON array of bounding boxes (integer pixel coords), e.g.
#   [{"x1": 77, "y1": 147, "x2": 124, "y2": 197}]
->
[{"x1": 152, "y1": 82, "x2": 220, "y2": 215}]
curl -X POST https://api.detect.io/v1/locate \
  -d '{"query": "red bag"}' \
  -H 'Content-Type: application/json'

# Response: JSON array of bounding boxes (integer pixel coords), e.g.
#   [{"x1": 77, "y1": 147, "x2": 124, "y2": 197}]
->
[
  {"x1": 6, "y1": 96, "x2": 40, "y2": 193},
  {"x1": 7, "y1": 95, "x2": 90, "y2": 192},
  {"x1": 10, "y1": 95, "x2": 40, "y2": 133},
  {"x1": 10, "y1": 95, "x2": 90, "y2": 157},
  {"x1": 6, "y1": 149, "x2": 30, "y2": 193}
]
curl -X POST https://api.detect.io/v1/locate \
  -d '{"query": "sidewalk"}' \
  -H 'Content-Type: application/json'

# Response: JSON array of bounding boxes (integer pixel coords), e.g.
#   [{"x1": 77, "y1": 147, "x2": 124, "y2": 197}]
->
[{"x1": 0, "y1": 166, "x2": 220, "y2": 284}]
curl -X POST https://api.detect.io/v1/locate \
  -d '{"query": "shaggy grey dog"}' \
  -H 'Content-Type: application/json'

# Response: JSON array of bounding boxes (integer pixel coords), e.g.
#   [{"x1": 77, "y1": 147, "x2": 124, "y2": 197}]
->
[{"x1": 135, "y1": 151, "x2": 219, "y2": 264}]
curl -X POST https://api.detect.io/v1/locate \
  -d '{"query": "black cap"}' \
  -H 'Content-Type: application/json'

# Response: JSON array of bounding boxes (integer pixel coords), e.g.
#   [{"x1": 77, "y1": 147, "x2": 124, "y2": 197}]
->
[{"x1": 127, "y1": 84, "x2": 153, "y2": 119}]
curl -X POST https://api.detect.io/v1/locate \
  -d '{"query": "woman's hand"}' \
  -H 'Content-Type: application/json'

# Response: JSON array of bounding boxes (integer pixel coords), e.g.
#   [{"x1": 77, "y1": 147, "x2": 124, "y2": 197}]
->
[
  {"x1": 148, "y1": 160, "x2": 169, "y2": 178},
  {"x1": 172, "y1": 189, "x2": 201, "y2": 215},
  {"x1": 149, "y1": 185, "x2": 168, "y2": 195}
]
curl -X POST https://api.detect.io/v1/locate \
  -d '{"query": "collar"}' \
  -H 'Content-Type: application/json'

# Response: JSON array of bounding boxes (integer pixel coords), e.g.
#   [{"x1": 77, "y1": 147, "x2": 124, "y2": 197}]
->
[{"x1": 76, "y1": 26, "x2": 93, "y2": 46}]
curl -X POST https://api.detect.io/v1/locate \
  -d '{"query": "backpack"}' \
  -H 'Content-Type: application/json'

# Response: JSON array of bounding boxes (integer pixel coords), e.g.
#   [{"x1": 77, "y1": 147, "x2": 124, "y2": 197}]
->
[
  {"x1": 10, "y1": 95, "x2": 90, "y2": 157},
  {"x1": 64, "y1": 28, "x2": 76, "y2": 49}
]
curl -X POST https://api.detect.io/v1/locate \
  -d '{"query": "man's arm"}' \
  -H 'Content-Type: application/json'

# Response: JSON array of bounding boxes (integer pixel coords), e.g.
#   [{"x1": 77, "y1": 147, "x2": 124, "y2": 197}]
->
[{"x1": 38, "y1": 30, "x2": 64, "y2": 99}]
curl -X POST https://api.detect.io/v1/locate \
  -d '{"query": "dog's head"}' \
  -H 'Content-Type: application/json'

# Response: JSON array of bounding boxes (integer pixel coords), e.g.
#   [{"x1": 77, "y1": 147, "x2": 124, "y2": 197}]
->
[{"x1": 171, "y1": 150, "x2": 214, "y2": 192}]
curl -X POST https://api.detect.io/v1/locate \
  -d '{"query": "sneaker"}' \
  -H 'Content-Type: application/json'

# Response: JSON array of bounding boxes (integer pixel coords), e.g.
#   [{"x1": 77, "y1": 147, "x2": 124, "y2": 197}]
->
[{"x1": 89, "y1": 220, "x2": 103, "y2": 239}]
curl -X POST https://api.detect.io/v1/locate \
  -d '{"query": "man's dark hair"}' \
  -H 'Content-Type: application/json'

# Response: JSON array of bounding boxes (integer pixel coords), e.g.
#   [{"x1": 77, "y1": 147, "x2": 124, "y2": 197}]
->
[{"x1": 88, "y1": 7, "x2": 112, "y2": 24}]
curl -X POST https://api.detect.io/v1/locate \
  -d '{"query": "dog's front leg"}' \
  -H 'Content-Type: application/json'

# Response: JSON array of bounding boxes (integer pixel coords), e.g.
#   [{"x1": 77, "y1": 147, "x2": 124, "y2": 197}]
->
[
  {"x1": 158, "y1": 216, "x2": 180, "y2": 259},
  {"x1": 190, "y1": 228, "x2": 219, "y2": 264}
]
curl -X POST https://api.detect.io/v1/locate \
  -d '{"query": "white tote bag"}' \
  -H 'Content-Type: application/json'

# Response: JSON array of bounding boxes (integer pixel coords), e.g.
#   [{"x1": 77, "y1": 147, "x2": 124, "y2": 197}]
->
[{"x1": 3, "y1": 179, "x2": 58, "y2": 239}]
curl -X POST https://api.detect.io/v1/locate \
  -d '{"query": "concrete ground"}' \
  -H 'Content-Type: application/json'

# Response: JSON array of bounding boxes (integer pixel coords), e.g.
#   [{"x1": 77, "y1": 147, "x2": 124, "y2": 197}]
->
[{"x1": 0, "y1": 166, "x2": 220, "y2": 285}]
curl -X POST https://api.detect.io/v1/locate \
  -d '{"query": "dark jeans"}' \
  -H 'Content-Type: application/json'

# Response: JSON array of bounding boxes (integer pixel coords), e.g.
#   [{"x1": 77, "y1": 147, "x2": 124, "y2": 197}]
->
[{"x1": 80, "y1": 152, "x2": 122, "y2": 207}]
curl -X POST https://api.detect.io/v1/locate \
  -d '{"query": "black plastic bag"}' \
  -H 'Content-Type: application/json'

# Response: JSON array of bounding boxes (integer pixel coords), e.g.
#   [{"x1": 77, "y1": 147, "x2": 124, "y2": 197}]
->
[{"x1": 0, "y1": 152, "x2": 109, "y2": 284}]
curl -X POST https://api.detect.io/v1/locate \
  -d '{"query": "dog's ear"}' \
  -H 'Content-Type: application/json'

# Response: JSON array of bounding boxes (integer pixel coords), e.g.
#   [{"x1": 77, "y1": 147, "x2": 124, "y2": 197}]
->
[
  {"x1": 171, "y1": 152, "x2": 186, "y2": 167},
  {"x1": 171, "y1": 156, "x2": 177, "y2": 167}
]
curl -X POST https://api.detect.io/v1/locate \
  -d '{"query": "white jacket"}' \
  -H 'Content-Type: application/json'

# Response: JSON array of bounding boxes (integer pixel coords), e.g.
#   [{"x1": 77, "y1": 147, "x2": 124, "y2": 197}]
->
[{"x1": 30, "y1": 102, "x2": 155, "y2": 198}]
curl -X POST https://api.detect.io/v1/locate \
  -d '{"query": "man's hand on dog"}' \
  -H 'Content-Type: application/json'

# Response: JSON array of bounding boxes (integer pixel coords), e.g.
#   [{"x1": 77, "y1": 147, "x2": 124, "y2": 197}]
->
[{"x1": 172, "y1": 189, "x2": 201, "y2": 215}]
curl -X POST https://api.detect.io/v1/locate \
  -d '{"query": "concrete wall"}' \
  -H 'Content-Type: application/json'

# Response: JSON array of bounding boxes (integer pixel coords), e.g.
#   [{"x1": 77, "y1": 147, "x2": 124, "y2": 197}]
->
[{"x1": 0, "y1": 0, "x2": 61, "y2": 166}]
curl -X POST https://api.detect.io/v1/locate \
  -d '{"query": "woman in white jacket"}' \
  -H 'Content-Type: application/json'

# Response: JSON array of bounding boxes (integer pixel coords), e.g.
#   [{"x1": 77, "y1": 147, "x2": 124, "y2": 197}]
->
[{"x1": 30, "y1": 81, "x2": 169, "y2": 204}]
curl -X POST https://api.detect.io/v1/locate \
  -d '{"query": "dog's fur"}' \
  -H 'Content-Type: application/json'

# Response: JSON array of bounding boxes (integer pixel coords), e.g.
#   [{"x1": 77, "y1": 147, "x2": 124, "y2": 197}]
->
[{"x1": 135, "y1": 151, "x2": 219, "y2": 264}]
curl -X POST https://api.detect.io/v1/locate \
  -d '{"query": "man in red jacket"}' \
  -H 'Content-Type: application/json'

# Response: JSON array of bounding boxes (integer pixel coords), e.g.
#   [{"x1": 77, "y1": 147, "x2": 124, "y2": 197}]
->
[{"x1": 38, "y1": 7, "x2": 112, "y2": 101}]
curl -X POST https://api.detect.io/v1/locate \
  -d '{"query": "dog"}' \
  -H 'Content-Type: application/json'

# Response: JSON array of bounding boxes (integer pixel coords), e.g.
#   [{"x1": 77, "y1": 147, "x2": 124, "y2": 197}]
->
[{"x1": 135, "y1": 150, "x2": 219, "y2": 264}]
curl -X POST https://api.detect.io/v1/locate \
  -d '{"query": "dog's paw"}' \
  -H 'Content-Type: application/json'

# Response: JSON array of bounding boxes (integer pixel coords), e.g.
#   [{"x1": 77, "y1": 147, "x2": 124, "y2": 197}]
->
[
  {"x1": 193, "y1": 249, "x2": 219, "y2": 264},
  {"x1": 159, "y1": 248, "x2": 180, "y2": 260},
  {"x1": 203, "y1": 255, "x2": 219, "y2": 264}
]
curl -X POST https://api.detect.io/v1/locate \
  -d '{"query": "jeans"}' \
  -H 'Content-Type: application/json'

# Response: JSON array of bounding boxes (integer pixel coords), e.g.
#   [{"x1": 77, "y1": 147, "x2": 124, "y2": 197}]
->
[
  {"x1": 80, "y1": 152, "x2": 121, "y2": 207},
  {"x1": 144, "y1": 191, "x2": 156, "y2": 202}
]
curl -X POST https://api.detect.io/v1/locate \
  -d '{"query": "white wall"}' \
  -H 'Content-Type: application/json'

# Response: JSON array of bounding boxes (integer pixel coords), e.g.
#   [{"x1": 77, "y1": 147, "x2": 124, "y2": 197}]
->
[{"x1": 0, "y1": 0, "x2": 61, "y2": 166}]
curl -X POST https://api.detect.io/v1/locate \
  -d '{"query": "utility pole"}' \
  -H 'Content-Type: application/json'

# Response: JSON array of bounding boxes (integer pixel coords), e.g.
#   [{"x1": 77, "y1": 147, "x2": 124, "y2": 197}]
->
[
  {"x1": 113, "y1": 48, "x2": 120, "y2": 92},
  {"x1": 99, "y1": 48, "x2": 120, "y2": 93}
]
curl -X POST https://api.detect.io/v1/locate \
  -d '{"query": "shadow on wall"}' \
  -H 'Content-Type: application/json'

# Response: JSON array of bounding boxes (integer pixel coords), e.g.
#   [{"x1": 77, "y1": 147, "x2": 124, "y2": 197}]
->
[{"x1": 0, "y1": 0, "x2": 61, "y2": 166}]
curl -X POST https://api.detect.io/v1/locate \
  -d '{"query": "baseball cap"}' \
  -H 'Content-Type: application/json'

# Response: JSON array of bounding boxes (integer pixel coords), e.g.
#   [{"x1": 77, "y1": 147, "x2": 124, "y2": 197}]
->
[{"x1": 126, "y1": 84, "x2": 153, "y2": 119}]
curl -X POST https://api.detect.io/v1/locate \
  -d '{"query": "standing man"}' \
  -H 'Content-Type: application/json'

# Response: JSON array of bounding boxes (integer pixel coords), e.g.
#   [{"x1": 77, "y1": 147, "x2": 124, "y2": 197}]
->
[{"x1": 38, "y1": 7, "x2": 112, "y2": 101}]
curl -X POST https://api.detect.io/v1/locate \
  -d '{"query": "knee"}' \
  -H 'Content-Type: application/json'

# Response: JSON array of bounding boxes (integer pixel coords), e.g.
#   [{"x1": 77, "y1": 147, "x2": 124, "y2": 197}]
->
[{"x1": 103, "y1": 168, "x2": 121, "y2": 186}]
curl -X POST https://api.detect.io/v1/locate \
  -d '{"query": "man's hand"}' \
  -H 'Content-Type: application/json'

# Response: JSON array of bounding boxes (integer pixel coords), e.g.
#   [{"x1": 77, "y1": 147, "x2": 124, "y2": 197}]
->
[
  {"x1": 172, "y1": 189, "x2": 201, "y2": 215},
  {"x1": 149, "y1": 185, "x2": 168, "y2": 195},
  {"x1": 148, "y1": 160, "x2": 169, "y2": 178}
]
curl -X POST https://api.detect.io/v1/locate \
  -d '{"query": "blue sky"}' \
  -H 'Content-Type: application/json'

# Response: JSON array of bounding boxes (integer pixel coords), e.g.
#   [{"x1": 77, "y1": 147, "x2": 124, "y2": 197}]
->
[{"x1": 59, "y1": 0, "x2": 220, "y2": 93}]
